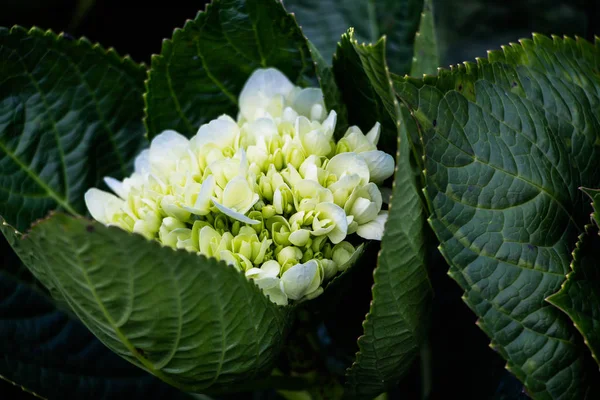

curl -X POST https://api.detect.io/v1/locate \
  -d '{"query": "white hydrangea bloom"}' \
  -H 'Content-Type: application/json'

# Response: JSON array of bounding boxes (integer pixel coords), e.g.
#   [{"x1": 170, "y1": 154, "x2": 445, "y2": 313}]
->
[{"x1": 85, "y1": 67, "x2": 395, "y2": 305}]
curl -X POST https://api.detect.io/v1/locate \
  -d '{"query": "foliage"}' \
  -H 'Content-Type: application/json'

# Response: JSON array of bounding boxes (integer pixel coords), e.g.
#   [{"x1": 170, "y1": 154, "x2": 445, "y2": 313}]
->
[{"x1": 2, "y1": 0, "x2": 600, "y2": 399}]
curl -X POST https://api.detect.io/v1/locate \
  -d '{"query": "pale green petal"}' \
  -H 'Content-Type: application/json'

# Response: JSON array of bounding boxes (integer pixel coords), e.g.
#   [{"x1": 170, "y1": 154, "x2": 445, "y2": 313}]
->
[
  {"x1": 320, "y1": 259, "x2": 338, "y2": 280},
  {"x1": 326, "y1": 152, "x2": 370, "y2": 186},
  {"x1": 252, "y1": 276, "x2": 280, "y2": 290},
  {"x1": 366, "y1": 122, "x2": 381, "y2": 145},
  {"x1": 134, "y1": 149, "x2": 150, "y2": 175},
  {"x1": 199, "y1": 225, "x2": 221, "y2": 256},
  {"x1": 264, "y1": 285, "x2": 288, "y2": 306},
  {"x1": 219, "y1": 250, "x2": 242, "y2": 271},
  {"x1": 84, "y1": 188, "x2": 124, "y2": 225},
  {"x1": 315, "y1": 202, "x2": 348, "y2": 244},
  {"x1": 356, "y1": 211, "x2": 388, "y2": 240},
  {"x1": 280, "y1": 260, "x2": 319, "y2": 300},
  {"x1": 212, "y1": 199, "x2": 260, "y2": 224},
  {"x1": 193, "y1": 175, "x2": 216, "y2": 215},
  {"x1": 245, "y1": 117, "x2": 279, "y2": 142},
  {"x1": 222, "y1": 176, "x2": 259, "y2": 214},
  {"x1": 239, "y1": 68, "x2": 294, "y2": 121},
  {"x1": 289, "y1": 88, "x2": 325, "y2": 121},
  {"x1": 149, "y1": 130, "x2": 190, "y2": 170},
  {"x1": 193, "y1": 117, "x2": 239, "y2": 149},
  {"x1": 360, "y1": 150, "x2": 395, "y2": 184},
  {"x1": 103, "y1": 177, "x2": 127, "y2": 199},
  {"x1": 261, "y1": 260, "x2": 281, "y2": 277},
  {"x1": 322, "y1": 110, "x2": 337, "y2": 136},
  {"x1": 289, "y1": 229, "x2": 311, "y2": 247},
  {"x1": 332, "y1": 241, "x2": 355, "y2": 266}
]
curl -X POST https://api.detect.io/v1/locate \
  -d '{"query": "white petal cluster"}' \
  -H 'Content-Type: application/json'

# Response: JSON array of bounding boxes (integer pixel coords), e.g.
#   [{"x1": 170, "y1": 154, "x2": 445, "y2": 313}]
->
[{"x1": 85, "y1": 68, "x2": 394, "y2": 305}]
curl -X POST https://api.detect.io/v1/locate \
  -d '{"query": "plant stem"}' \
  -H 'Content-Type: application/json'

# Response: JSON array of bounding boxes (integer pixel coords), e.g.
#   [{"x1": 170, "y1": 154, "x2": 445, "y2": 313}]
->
[
  {"x1": 420, "y1": 340, "x2": 433, "y2": 400},
  {"x1": 367, "y1": 0, "x2": 379, "y2": 43}
]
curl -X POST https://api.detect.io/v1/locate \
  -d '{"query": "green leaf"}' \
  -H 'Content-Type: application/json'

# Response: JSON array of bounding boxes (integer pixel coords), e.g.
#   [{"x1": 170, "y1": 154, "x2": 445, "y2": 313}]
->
[
  {"x1": 580, "y1": 187, "x2": 600, "y2": 228},
  {"x1": 307, "y1": 41, "x2": 348, "y2": 139},
  {"x1": 5, "y1": 213, "x2": 289, "y2": 393},
  {"x1": 547, "y1": 196, "x2": 600, "y2": 368},
  {"x1": 144, "y1": 0, "x2": 316, "y2": 139},
  {"x1": 0, "y1": 26, "x2": 147, "y2": 232},
  {"x1": 0, "y1": 269, "x2": 194, "y2": 400},
  {"x1": 334, "y1": 31, "x2": 432, "y2": 398},
  {"x1": 283, "y1": 0, "x2": 424, "y2": 74},
  {"x1": 332, "y1": 30, "x2": 399, "y2": 154},
  {"x1": 394, "y1": 35, "x2": 600, "y2": 398},
  {"x1": 410, "y1": 0, "x2": 439, "y2": 77}
]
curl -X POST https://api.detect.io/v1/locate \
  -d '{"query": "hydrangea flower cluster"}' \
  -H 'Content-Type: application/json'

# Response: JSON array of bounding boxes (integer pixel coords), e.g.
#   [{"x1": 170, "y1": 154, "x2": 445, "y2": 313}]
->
[{"x1": 85, "y1": 68, "x2": 394, "y2": 305}]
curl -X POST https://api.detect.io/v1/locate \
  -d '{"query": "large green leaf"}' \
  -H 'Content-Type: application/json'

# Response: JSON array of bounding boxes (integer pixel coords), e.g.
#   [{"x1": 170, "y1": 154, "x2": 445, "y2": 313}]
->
[
  {"x1": 0, "y1": 26, "x2": 147, "y2": 231},
  {"x1": 283, "y1": 0, "x2": 424, "y2": 74},
  {"x1": 0, "y1": 267, "x2": 193, "y2": 400},
  {"x1": 333, "y1": 31, "x2": 432, "y2": 398},
  {"x1": 3, "y1": 214, "x2": 289, "y2": 393},
  {"x1": 394, "y1": 35, "x2": 600, "y2": 398},
  {"x1": 410, "y1": 0, "x2": 439, "y2": 77},
  {"x1": 144, "y1": 0, "x2": 316, "y2": 139},
  {"x1": 547, "y1": 193, "x2": 600, "y2": 367}
]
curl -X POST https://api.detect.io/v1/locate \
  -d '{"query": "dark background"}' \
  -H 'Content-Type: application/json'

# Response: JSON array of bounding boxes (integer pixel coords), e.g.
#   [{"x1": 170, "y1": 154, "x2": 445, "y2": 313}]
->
[
  {"x1": 1, "y1": 1, "x2": 598, "y2": 399},
  {"x1": 1, "y1": 0, "x2": 597, "y2": 66}
]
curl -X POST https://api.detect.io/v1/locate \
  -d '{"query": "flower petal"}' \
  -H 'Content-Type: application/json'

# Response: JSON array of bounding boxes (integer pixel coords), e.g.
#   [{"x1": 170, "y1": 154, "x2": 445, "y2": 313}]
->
[
  {"x1": 360, "y1": 150, "x2": 395, "y2": 184},
  {"x1": 356, "y1": 211, "x2": 388, "y2": 240},
  {"x1": 85, "y1": 188, "x2": 124, "y2": 225},
  {"x1": 289, "y1": 88, "x2": 326, "y2": 121},
  {"x1": 326, "y1": 152, "x2": 370, "y2": 186},
  {"x1": 134, "y1": 149, "x2": 150, "y2": 175},
  {"x1": 263, "y1": 285, "x2": 288, "y2": 306},
  {"x1": 261, "y1": 260, "x2": 281, "y2": 277},
  {"x1": 239, "y1": 68, "x2": 295, "y2": 121},
  {"x1": 366, "y1": 122, "x2": 381, "y2": 145},
  {"x1": 149, "y1": 130, "x2": 190, "y2": 171},
  {"x1": 280, "y1": 260, "x2": 319, "y2": 300},
  {"x1": 315, "y1": 202, "x2": 348, "y2": 244},
  {"x1": 103, "y1": 177, "x2": 127, "y2": 199},
  {"x1": 212, "y1": 199, "x2": 260, "y2": 224},
  {"x1": 193, "y1": 117, "x2": 239, "y2": 149},
  {"x1": 289, "y1": 229, "x2": 311, "y2": 247}
]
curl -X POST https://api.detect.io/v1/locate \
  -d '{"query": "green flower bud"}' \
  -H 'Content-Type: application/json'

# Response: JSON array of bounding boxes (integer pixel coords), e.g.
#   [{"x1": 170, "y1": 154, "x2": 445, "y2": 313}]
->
[
  {"x1": 268, "y1": 216, "x2": 291, "y2": 246},
  {"x1": 278, "y1": 246, "x2": 303, "y2": 273},
  {"x1": 301, "y1": 247, "x2": 314, "y2": 263},
  {"x1": 262, "y1": 205, "x2": 277, "y2": 219},
  {"x1": 214, "y1": 214, "x2": 229, "y2": 233},
  {"x1": 159, "y1": 217, "x2": 189, "y2": 249},
  {"x1": 280, "y1": 260, "x2": 321, "y2": 300},
  {"x1": 259, "y1": 175, "x2": 274, "y2": 202},
  {"x1": 322, "y1": 243, "x2": 333, "y2": 259},
  {"x1": 289, "y1": 228, "x2": 310, "y2": 247},
  {"x1": 247, "y1": 211, "x2": 264, "y2": 233},
  {"x1": 311, "y1": 235, "x2": 327, "y2": 252},
  {"x1": 273, "y1": 149, "x2": 284, "y2": 170},
  {"x1": 332, "y1": 241, "x2": 355, "y2": 271},
  {"x1": 231, "y1": 220, "x2": 241, "y2": 236},
  {"x1": 320, "y1": 258, "x2": 338, "y2": 280}
]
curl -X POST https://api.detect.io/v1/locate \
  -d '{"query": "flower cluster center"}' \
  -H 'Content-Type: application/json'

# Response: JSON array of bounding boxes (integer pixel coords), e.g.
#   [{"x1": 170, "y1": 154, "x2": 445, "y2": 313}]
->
[{"x1": 85, "y1": 68, "x2": 394, "y2": 305}]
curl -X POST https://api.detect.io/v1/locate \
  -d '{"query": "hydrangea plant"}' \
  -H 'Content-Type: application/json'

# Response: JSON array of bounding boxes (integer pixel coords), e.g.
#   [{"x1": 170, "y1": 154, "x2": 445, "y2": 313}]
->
[{"x1": 2, "y1": 0, "x2": 600, "y2": 399}]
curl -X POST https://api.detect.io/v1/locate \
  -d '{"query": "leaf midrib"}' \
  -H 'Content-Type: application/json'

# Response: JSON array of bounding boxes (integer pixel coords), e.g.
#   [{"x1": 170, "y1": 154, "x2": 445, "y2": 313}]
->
[
  {"x1": 0, "y1": 140, "x2": 76, "y2": 215},
  {"x1": 46, "y1": 232, "x2": 182, "y2": 390},
  {"x1": 7, "y1": 46, "x2": 71, "y2": 208},
  {"x1": 427, "y1": 105, "x2": 580, "y2": 233}
]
